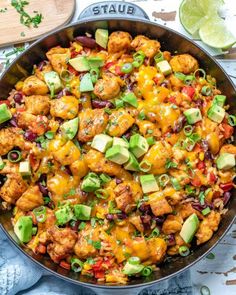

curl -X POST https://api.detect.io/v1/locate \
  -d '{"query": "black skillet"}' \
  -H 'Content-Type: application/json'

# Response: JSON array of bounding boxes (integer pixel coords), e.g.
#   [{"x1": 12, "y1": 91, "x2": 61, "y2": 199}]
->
[{"x1": 0, "y1": 1, "x2": 235, "y2": 294}]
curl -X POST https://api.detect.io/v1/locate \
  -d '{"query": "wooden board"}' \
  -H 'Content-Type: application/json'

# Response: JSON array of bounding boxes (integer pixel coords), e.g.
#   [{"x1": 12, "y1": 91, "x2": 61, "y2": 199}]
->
[{"x1": 0, "y1": 0, "x2": 76, "y2": 47}]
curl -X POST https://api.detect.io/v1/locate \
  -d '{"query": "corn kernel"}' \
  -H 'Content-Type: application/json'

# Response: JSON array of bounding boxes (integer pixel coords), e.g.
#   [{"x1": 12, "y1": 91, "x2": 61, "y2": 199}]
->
[
  {"x1": 199, "y1": 152, "x2": 204, "y2": 161},
  {"x1": 15, "y1": 81, "x2": 24, "y2": 91},
  {"x1": 10, "y1": 108, "x2": 16, "y2": 115},
  {"x1": 83, "y1": 263, "x2": 92, "y2": 271}
]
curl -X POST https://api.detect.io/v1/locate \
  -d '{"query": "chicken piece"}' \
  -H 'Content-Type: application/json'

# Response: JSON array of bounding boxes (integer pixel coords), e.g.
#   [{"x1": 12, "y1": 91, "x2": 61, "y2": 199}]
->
[
  {"x1": 107, "y1": 109, "x2": 135, "y2": 137},
  {"x1": 17, "y1": 112, "x2": 48, "y2": 135},
  {"x1": 114, "y1": 181, "x2": 142, "y2": 213},
  {"x1": 136, "y1": 120, "x2": 161, "y2": 138},
  {"x1": 70, "y1": 159, "x2": 88, "y2": 178},
  {"x1": 129, "y1": 215, "x2": 144, "y2": 232},
  {"x1": 0, "y1": 173, "x2": 27, "y2": 204},
  {"x1": 169, "y1": 54, "x2": 199, "y2": 75},
  {"x1": 16, "y1": 185, "x2": 44, "y2": 211},
  {"x1": 148, "y1": 192, "x2": 173, "y2": 216},
  {"x1": 179, "y1": 203, "x2": 201, "y2": 220},
  {"x1": 169, "y1": 74, "x2": 184, "y2": 91},
  {"x1": 131, "y1": 35, "x2": 160, "y2": 58},
  {"x1": 108, "y1": 31, "x2": 132, "y2": 54},
  {"x1": 22, "y1": 75, "x2": 48, "y2": 96},
  {"x1": 47, "y1": 227, "x2": 77, "y2": 263},
  {"x1": 38, "y1": 209, "x2": 56, "y2": 244},
  {"x1": 46, "y1": 47, "x2": 71, "y2": 74},
  {"x1": 0, "y1": 127, "x2": 25, "y2": 156},
  {"x1": 94, "y1": 75, "x2": 120, "y2": 100},
  {"x1": 84, "y1": 149, "x2": 132, "y2": 180},
  {"x1": 0, "y1": 160, "x2": 18, "y2": 174},
  {"x1": 162, "y1": 215, "x2": 183, "y2": 234},
  {"x1": 142, "y1": 141, "x2": 172, "y2": 174},
  {"x1": 34, "y1": 61, "x2": 53, "y2": 81},
  {"x1": 53, "y1": 141, "x2": 81, "y2": 166},
  {"x1": 24, "y1": 95, "x2": 50, "y2": 115},
  {"x1": 74, "y1": 225, "x2": 99, "y2": 259},
  {"x1": 78, "y1": 109, "x2": 108, "y2": 142},
  {"x1": 69, "y1": 76, "x2": 81, "y2": 99},
  {"x1": 50, "y1": 96, "x2": 78, "y2": 120},
  {"x1": 220, "y1": 144, "x2": 236, "y2": 155},
  {"x1": 196, "y1": 211, "x2": 221, "y2": 245}
]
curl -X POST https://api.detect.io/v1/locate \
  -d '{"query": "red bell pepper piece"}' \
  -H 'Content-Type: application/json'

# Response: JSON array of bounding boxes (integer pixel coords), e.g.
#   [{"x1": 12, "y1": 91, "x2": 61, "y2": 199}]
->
[
  {"x1": 191, "y1": 176, "x2": 202, "y2": 187},
  {"x1": 209, "y1": 172, "x2": 217, "y2": 184},
  {"x1": 220, "y1": 182, "x2": 234, "y2": 192},
  {"x1": 94, "y1": 270, "x2": 105, "y2": 279},
  {"x1": 182, "y1": 86, "x2": 195, "y2": 99},
  {"x1": 221, "y1": 123, "x2": 234, "y2": 139},
  {"x1": 59, "y1": 261, "x2": 71, "y2": 270},
  {"x1": 169, "y1": 96, "x2": 177, "y2": 104},
  {"x1": 197, "y1": 161, "x2": 205, "y2": 170},
  {"x1": 68, "y1": 64, "x2": 78, "y2": 75},
  {"x1": 0, "y1": 100, "x2": 10, "y2": 106},
  {"x1": 104, "y1": 61, "x2": 115, "y2": 70},
  {"x1": 115, "y1": 65, "x2": 123, "y2": 76}
]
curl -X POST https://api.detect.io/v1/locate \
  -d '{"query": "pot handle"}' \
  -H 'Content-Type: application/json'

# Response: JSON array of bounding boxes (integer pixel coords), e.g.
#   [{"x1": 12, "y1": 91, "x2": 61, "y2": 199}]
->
[{"x1": 79, "y1": 1, "x2": 149, "y2": 20}]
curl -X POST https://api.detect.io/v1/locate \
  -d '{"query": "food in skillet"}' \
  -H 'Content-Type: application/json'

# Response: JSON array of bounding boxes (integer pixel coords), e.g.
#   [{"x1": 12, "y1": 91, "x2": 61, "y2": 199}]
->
[{"x1": 0, "y1": 29, "x2": 235, "y2": 284}]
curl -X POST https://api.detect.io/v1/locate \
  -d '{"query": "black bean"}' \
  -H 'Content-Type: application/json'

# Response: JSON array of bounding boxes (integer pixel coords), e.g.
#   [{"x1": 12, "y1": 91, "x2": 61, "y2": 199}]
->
[
  {"x1": 38, "y1": 183, "x2": 48, "y2": 196},
  {"x1": 173, "y1": 116, "x2": 186, "y2": 133},
  {"x1": 57, "y1": 88, "x2": 71, "y2": 98},
  {"x1": 91, "y1": 100, "x2": 114, "y2": 109},
  {"x1": 117, "y1": 212, "x2": 127, "y2": 220},
  {"x1": 37, "y1": 60, "x2": 47, "y2": 71},
  {"x1": 24, "y1": 130, "x2": 38, "y2": 142},
  {"x1": 115, "y1": 178, "x2": 122, "y2": 185},
  {"x1": 105, "y1": 214, "x2": 115, "y2": 221},
  {"x1": 223, "y1": 192, "x2": 231, "y2": 206},
  {"x1": 13, "y1": 92, "x2": 23, "y2": 104}
]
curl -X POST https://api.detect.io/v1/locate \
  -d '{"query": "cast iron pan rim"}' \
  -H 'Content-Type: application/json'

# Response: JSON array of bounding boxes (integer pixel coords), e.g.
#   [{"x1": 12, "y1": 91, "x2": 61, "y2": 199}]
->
[{"x1": 0, "y1": 16, "x2": 236, "y2": 290}]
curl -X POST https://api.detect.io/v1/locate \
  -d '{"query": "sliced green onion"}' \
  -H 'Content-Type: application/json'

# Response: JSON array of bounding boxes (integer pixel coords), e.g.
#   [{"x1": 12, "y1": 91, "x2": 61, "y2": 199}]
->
[
  {"x1": 49, "y1": 83, "x2": 55, "y2": 98},
  {"x1": 146, "y1": 136, "x2": 155, "y2": 146},
  {"x1": 228, "y1": 115, "x2": 236, "y2": 126},
  {"x1": 183, "y1": 125, "x2": 193, "y2": 136},
  {"x1": 206, "y1": 252, "x2": 215, "y2": 260},
  {"x1": 189, "y1": 133, "x2": 201, "y2": 143},
  {"x1": 141, "y1": 266, "x2": 153, "y2": 277},
  {"x1": 100, "y1": 173, "x2": 111, "y2": 184},
  {"x1": 133, "y1": 51, "x2": 145, "y2": 68},
  {"x1": 139, "y1": 160, "x2": 152, "y2": 172},
  {"x1": 90, "y1": 67, "x2": 100, "y2": 84},
  {"x1": 183, "y1": 137, "x2": 196, "y2": 152},
  {"x1": 121, "y1": 63, "x2": 133, "y2": 74},
  {"x1": 60, "y1": 69, "x2": 74, "y2": 82},
  {"x1": 0, "y1": 156, "x2": 5, "y2": 170},
  {"x1": 128, "y1": 256, "x2": 141, "y2": 265},
  {"x1": 184, "y1": 75, "x2": 195, "y2": 85},
  {"x1": 45, "y1": 131, "x2": 55, "y2": 140},
  {"x1": 138, "y1": 110, "x2": 146, "y2": 120},
  {"x1": 33, "y1": 206, "x2": 47, "y2": 223},
  {"x1": 32, "y1": 227, "x2": 38, "y2": 235},
  {"x1": 201, "y1": 86, "x2": 212, "y2": 96},
  {"x1": 95, "y1": 188, "x2": 109, "y2": 199},
  {"x1": 200, "y1": 286, "x2": 211, "y2": 295},
  {"x1": 179, "y1": 246, "x2": 190, "y2": 257},
  {"x1": 174, "y1": 72, "x2": 186, "y2": 81},
  {"x1": 159, "y1": 174, "x2": 170, "y2": 187},
  {"x1": 199, "y1": 191, "x2": 205, "y2": 205},
  {"x1": 149, "y1": 227, "x2": 160, "y2": 238},
  {"x1": 194, "y1": 69, "x2": 206, "y2": 80},
  {"x1": 171, "y1": 178, "x2": 181, "y2": 190},
  {"x1": 115, "y1": 98, "x2": 124, "y2": 109},
  {"x1": 71, "y1": 258, "x2": 84, "y2": 272},
  {"x1": 154, "y1": 52, "x2": 164, "y2": 64},
  {"x1": 201, "y1": 207, "x2": 211, "y2": 216},
  {"x1": 104, "y1": 107, "x2": 112, "y2": 115},
  {"x1": 7, "y1": 150, "x2": 22, "y2": 163}
]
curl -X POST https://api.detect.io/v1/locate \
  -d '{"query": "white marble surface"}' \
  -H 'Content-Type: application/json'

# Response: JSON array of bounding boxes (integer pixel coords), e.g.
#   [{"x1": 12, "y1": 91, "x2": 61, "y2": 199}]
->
[{"x1": 0, "y1": 0, "x2": 235, "y2": 294}]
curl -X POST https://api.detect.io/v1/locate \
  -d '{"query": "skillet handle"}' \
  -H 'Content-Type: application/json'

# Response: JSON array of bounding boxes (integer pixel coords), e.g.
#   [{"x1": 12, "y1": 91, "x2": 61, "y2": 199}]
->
[{"x1": 79, "y1": 1, "x2": 150, "y2": 20}]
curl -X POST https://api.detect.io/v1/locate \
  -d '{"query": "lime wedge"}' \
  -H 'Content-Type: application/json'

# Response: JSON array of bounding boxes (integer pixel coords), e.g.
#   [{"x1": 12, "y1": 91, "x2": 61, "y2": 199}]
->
[
  {"x1": 199, "y1": 16, "x2": 236, "y2": 49},
  {"x1": 179, "y1": 0, "x2": 224, "y2": 35}
]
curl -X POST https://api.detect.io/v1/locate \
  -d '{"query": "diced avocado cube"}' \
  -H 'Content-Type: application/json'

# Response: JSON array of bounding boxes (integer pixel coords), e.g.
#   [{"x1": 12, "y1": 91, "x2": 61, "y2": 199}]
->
[
  {"x1": 95, "y1": 29, "x2": 109, "y2": 49},
  {"x1": 180, "y1": 213, "x2": 199, "y2": 243},
  {"x1": 129, "y1": 134, "x2": 149, "y2": 158},
  {"x1": 0, "y1": 103, "x2": 12, "y2": 124},
  {"x1": 113, "y1": 137, "x2": 129, "y2": 149},
  {"x1": 207, "y1": 104, "x2": 225, "y2": 123},
  {"x1": 122, "y1": 92, "x2": 138, "y2": 108},
  {"x1": 14, "y1": 216, "x2": 33, "y2": 243},
  {"x1": 74, "y1": 204, "x2": 91, "y2": 220},
  {"x1": 81, "y1": 172, "x2": 101, "y2": 192},
  {"x1": 122, "y1": 261, "x2": 144, "y2": 275},
  {"x1": 213, "y1": 95, "x2": 226, "y2": 107},
  {"x1": 55, "y1": 205, "x2": 74, "y2": 225},
  {"x1": 44, "y1": 71, "x2": 62, "y2": 93},
  {"x1": 184, "y1": 108, "x2": 202, "y2": 124},
  {"x1": 87, "y1": 57, "x2": 104, "y2": 68},
  {"x1": 140, "y1": 174, "x2": 159, "y2": 194},
  {"x1": 156, "y1": 60, "x2": 172, "y2": 76},
  {"x1": 69, "y1": 56, "x2": 90, "y2": 72},
  {"x1": 19, "y1": 161, "x2": 31, "y2": 176},
  {"x1": 80, "y1": 73, "x2": 94, "y2": 92},
  {"x1": 0, "y1": 156, "x2": 5, "y2": 170},
  {"x1": 91, "y1": 134, "x2": 113, "y2": 153},
  {"x1": 60, "y1": 117, "x2": 79, "y2": 140},
  {"x1": 124, "y1": 153, "x2": 140, "y2": 171},
  {"x1": 105, "y1": 145, "x2": 129, "y2": 165},
  {"x1": 216, "y1": 153, "x2": 235, "y2": 170}
]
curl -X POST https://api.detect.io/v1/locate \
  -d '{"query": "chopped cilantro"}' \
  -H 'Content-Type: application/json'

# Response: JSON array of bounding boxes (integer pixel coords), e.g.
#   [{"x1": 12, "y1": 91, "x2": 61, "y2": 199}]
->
[{"x1": 165, "y1": 158, "x2": 178, "y2": 169}]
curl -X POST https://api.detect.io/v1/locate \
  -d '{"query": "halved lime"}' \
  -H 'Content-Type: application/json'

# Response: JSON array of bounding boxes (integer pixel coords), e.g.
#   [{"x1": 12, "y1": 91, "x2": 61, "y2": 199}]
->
[
  {"x1": 179, "y1": 0, "x2": 224, "y2": 35},
  {"x1": 199, "y1": 16, "x2": 236, "y2": 49}
]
